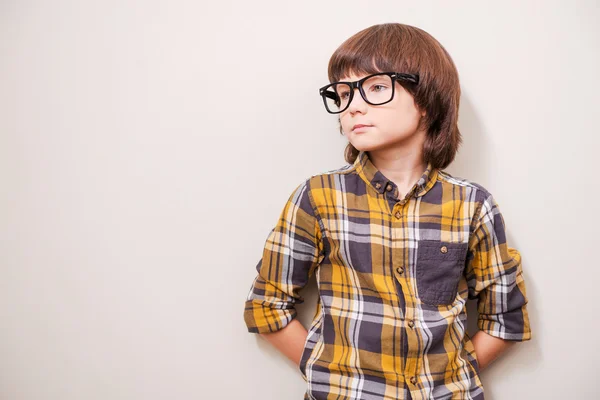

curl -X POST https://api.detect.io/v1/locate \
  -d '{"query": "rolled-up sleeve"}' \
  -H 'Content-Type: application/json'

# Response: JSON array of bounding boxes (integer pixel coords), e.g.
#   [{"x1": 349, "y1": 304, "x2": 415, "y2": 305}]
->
[
  {"x1": 465, "y1": 192, "x2": 532, "y2": 341},
  {"x1": 243, "y1": 178, "x2": 324, "y2": 334}
]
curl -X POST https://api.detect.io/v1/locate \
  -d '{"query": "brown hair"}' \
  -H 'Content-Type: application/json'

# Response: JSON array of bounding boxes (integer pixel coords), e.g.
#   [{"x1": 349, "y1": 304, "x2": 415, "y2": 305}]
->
[{"x1": 328, "y1": 23, "x2": 462, "y2": 169}]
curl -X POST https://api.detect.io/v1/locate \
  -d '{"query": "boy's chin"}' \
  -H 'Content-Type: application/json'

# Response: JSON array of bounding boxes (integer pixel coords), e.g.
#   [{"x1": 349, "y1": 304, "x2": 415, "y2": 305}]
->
[
  {"x1": 349, "y1": 138, "x2": 387, "y2": 152},
  {"x1": 351, "y1": 143, "x2": 385, "y2": 153}
]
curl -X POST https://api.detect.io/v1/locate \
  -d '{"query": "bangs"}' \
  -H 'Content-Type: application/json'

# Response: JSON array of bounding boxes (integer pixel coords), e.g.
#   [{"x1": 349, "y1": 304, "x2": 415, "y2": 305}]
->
[{"x1": 328, "y1": 26, "x2": 419, "y2": 83}]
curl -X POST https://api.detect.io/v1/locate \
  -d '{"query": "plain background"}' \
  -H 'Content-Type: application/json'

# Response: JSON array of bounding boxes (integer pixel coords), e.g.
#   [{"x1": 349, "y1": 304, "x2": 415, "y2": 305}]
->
[{"x1": 1, "y1": 1, "x2": 598, "y2": 399}]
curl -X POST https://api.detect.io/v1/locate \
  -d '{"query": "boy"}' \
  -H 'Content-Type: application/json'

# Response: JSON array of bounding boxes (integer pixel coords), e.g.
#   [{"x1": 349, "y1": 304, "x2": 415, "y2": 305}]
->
[{"x1": 243, "y1": 22, "x2": 531, "y2": 400}]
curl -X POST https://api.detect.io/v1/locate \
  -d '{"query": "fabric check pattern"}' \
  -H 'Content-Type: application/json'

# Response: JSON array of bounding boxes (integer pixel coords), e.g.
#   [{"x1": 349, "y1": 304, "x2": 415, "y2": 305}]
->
[{"x1": 243, "y1": 150, "x2": 531, "y2": 400}]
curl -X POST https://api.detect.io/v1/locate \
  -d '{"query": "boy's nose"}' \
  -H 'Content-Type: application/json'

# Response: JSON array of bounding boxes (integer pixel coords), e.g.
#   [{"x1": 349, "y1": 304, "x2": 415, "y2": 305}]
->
[{"x1": 347, "y1": 88, "x2": 368, "y2": 113}]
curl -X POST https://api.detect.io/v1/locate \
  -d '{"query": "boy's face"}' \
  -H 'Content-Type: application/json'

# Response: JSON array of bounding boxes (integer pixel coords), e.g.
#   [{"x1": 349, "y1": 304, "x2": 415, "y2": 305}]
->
[{"x1": 338, "y1": 72, "x2": 427, "y2": 153}]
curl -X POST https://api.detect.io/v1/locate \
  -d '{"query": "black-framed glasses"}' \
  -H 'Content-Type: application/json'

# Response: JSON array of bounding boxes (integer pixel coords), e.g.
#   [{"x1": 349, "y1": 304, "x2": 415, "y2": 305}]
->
[{"x1": 318, "y1": 72, "x2": 419, "y2": 114}]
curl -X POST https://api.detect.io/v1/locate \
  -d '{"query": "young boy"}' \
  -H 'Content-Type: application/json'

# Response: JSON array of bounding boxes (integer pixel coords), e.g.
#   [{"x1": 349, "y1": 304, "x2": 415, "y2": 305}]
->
[{"x1": 243, "y1": 23, "x2": 531, "y2": 400}]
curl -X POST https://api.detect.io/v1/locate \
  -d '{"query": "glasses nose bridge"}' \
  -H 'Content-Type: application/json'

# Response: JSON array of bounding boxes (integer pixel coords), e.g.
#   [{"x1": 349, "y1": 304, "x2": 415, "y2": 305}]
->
[
  {"x1": 348, "y1": 80, "x2": 367, "y2": 106},
  {"x1": 350, "y1": 80, "x2": 363, "y2": 94}
]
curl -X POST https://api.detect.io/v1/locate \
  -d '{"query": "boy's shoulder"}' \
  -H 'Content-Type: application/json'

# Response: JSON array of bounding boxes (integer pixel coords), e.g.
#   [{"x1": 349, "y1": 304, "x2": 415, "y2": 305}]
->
[
  {"x1": 298, "y1": 161, "x2": 360, "y2": 187},
  {"x1": 285, "y1": 162, "x2": 356, "y2": 198},
  {"x1": 436, "y1": 169, "x2": 494, "y2": 203},
  {"x1": 315, "y1": 160, "x2": 359, "y2": 178}
]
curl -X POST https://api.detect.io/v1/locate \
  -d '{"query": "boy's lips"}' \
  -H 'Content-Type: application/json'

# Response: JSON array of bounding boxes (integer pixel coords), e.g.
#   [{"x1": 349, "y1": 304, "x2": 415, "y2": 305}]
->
[{"x1": 353, "y1": 124, "x2": 373, "y2": 132}]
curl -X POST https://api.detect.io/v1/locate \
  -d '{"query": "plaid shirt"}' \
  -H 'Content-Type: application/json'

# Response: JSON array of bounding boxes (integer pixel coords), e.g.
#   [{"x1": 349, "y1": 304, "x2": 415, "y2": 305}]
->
[{"x1": 243, "y1": 150, "x2": 531, "y2": 400}]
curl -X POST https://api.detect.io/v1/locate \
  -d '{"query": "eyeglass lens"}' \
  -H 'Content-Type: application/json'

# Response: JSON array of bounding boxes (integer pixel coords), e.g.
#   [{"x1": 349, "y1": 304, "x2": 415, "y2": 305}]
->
[{"x1": 323, "y1": 74, "x2": 394, "y2": 113}]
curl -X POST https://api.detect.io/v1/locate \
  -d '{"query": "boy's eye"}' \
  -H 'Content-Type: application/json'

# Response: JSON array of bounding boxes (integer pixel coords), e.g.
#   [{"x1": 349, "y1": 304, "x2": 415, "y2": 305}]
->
[{"x1": 369, "y1": 84, "x2": 388, "y2": 92}]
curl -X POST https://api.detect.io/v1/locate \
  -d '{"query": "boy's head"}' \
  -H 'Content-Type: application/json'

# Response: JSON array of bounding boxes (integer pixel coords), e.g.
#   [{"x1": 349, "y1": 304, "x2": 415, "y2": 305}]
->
[{"x1": 324, "y1": 23, "x2": 461, "y2": 169}]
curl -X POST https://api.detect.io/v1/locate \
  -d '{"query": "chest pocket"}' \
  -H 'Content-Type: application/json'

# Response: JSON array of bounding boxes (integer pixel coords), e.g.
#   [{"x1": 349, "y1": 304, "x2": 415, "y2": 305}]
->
[{"x1": 415, "y1": 240, "x2": 469, "y2": 306}]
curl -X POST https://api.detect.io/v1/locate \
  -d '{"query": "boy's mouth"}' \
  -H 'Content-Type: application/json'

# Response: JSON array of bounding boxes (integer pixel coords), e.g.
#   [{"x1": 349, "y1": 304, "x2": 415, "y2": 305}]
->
[{"x1": 353, "y1": 124, "x2": 373, "y2": 132}]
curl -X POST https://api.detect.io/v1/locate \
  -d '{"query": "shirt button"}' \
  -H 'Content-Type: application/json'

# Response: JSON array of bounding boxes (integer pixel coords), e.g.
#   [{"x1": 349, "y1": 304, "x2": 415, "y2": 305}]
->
[
  {"x1": 396, "y1": 266, "x2": 404, "y2": 274},
  {"x1": 395, "y1": 211, "x2": 401, "y2": 219},
  {"x1": 375, "y1": 182, "x2": 382, "y2": 189},
  {"x1": 410, "y1": 376, "x2": 417, "y2": 385},
  {"x1": 386, "y1": 184, "x2": 393, "y2": 191},
  {"x1": 408, "y1": 319, "x2": 415, "y2": 328},
  {"x1": 440, "y1": 246, "x2": 448, "y2": 253}
]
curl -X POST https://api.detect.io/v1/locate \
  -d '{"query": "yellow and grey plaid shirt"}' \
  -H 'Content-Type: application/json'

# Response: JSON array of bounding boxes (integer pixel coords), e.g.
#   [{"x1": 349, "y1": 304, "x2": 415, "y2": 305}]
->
[{"x1": 243, "y1": 150, "x2": 531, "y2": 400}]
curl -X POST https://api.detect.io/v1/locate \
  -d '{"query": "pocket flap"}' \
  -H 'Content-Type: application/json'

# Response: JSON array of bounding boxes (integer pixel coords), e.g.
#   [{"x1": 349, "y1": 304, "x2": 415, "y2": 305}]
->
[{"x1": 417, "y1": 240, "x2": 468, "y2": 261}]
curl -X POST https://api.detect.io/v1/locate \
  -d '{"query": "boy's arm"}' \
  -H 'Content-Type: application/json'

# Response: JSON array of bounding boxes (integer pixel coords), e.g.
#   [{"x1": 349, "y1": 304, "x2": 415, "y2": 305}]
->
[
  {"x1": 243, "y1": 178, "x2": 323, "y2": 336},
  {"x1": 259, "y1": 319, "x2": 308, "y2": 367},
  {"x1": 465, "y1": 192, "x2": 532, "y2": 368},
  {"x1": 471, "y1": 330, "x2": 515, "y2": 371}
]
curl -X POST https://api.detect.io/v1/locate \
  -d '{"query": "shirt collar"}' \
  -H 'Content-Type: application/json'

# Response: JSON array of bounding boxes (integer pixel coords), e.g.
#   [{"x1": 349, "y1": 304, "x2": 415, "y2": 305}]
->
[{"x1": 353, "y1": 150, "x2": 439, "y2": 198}]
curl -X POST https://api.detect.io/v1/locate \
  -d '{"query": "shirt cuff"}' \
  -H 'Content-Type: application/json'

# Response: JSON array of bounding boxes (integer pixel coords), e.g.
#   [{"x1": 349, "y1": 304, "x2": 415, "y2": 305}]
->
[
  {"x1": 244, "y1": 299, "x2": 298, "y2": 334},
  {"x1": 477, "y1": 306, "x2": 532, "y2": 341}
]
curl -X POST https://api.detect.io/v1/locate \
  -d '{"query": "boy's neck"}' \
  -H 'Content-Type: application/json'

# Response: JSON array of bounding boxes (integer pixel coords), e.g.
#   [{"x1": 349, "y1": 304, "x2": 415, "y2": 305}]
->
[{"x1": 367, "y1": 148, "x2": 427, "y2": 200}]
